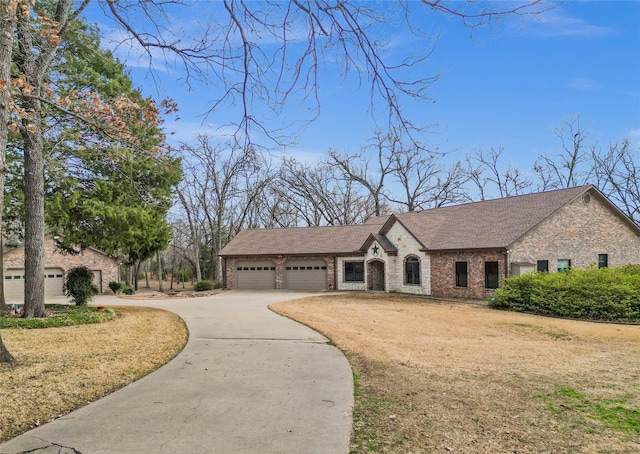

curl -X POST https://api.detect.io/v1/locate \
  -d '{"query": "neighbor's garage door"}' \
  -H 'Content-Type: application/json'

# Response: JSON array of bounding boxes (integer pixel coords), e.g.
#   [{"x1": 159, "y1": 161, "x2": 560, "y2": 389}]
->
[
  {"x1": 5, "y1": 268, "x2": 64, "y2": 300},
  {"x1": 236, "y1": 261, "x2": 276, "y2": 289},
  {"x1": 285, "y1": 260, "x2": 327, "y2": 290}
]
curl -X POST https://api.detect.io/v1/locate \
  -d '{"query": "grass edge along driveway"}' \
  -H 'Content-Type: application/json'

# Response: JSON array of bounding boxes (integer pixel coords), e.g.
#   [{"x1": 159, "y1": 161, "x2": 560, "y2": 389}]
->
[
  {"x1": 0, "y1": 306, "x2": 188, "y2": 442},
  {"x1": 271, "y1": 293, "x2": 640, "y2": 454}
]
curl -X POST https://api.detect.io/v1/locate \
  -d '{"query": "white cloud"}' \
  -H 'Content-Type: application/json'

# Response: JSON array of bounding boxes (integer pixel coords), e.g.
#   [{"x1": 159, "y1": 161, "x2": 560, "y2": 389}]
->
[
  {"x1": 519, "y1": 7, "x2": 616, "y2": 38},
  {"x1": 567, "y1": 77, "x2": 600, "y2": 91}
]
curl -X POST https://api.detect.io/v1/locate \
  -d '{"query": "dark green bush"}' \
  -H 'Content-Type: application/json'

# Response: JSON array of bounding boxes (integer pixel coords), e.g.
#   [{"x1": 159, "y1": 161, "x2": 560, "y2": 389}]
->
[
  {"x1": 64, "y1": 266, "x2": 99, "y2": 306},
  {"x1": 213, "y1": 281, "x2": 224, "y2": 289},
  {"x1": 193, "y1": 280, "x2": 214, "y2": 291},
  {"x1": 109, "y1": 281, "x2": 124, "y2": 294},
  {"x1": 121, "y1": 285, "x2": 135, "y2": 295},
  {"x1": 490, "y1": 267, "x2": 640, "y2": 322}
]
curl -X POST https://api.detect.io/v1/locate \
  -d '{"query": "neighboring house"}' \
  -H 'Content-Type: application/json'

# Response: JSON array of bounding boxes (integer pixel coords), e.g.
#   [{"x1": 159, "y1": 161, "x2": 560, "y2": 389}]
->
[
  {"x1": 3, "y1": 236, "x2": 119, "y2": 300},
  {"x1": 219, "y1": 185, "x2": 640, "y2": 299}
]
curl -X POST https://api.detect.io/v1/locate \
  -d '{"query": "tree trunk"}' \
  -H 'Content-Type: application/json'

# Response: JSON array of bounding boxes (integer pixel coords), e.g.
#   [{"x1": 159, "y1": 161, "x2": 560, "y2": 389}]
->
[
  {"x1": 0, "y1": 0, "x2": 18, "y2": 360},
  {"x1": 157, "y1": 251, "x2": 163, "y2": 292},
  {"x1": 0, "y1": 235, "x2": 8, "y2": 312},
  {"x1": 22, "y1": 107, "x2": 47, "y2": 318}
]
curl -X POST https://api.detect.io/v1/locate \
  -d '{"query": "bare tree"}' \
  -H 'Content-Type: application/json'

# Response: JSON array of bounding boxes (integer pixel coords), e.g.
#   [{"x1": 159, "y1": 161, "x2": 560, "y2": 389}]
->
[
  {"x1": 179, "y1": 135, "x2": 270, "y2": 281},
  {"x1": 176, "y1": 167, "x2": 206, "y2": 282},
  {"x1": 463, "y1": 145, "x2": 532, "y2": 200},
  {"x1": 104, "y1": 1, "x2": 551, "y2": 147},
  {"x1": 383, "y1": 135, "x2": 466, "y2": 211},
  {"x1": 533, "y1": 115, "x2": 592, "y2": 190},
  {"x1": 328, "y1": 129, "x2": 404, "y2": 216},
  {"x1": 593, "y1": 139, "x2": 640, "y2": 225},
  {"x1": 274, "y1": 157, "x2": 375, "y2": 226}
]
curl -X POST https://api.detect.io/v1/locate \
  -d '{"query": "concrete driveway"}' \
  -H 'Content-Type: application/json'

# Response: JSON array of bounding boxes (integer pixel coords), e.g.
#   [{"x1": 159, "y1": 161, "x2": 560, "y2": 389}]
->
[{"x1": 0, "y1": 290, "x2": 353, "y2": 454}]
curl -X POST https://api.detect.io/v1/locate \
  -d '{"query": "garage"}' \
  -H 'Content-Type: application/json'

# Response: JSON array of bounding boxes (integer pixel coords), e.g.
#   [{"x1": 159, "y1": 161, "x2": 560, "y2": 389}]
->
[
  {"x1": 4, "y1": 268, "x2": 65, "y2": 300},
  {"x1": 285, "y1": 260, "x2": 327, "y2": 290},
  {"x1": 236, "y1": 261, "x2": 276, "y2": 289}
]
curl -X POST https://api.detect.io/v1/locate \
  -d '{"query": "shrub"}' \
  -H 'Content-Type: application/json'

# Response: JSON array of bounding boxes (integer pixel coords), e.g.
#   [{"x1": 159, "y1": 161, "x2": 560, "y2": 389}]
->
[
  {"x1": 193, "y1": 280, "x2": 214, "y2": 292},
  {"x1": 109, "y1": 281, "x2": 124, "y2": 294},
  {"x1": 121, "y1": 285, "x2": 135, "y2": 295},
  {"x1": 213, "y1": 281, "x2": 224, "y2": 289},
  {"x1": 490, "y1": 266, "x2": 640, "y2": 322},
  {"x1": 64, "y1": 266, "x2": 99, "y2": 306}
]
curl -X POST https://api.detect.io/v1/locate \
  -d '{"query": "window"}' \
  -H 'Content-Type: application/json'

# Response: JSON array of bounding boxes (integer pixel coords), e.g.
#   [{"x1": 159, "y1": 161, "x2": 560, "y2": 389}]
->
[
  {"x1": 344, "y1": 261, "x2": 364, "y2": 282},
  {"x1": 455, "y1": 262, "x2": 468, "y2": 288},
  {"x1": 485, "y1": 261, "x2": 499, "y2": 289},
  {"x1": 405, "y1": 256, "x2": 420, "y2": 285},
  {"x1": 557, "y1": 259, "x2": 571, "y2": 273},
  {"x1": 537, "y1": 260, "x2": 549, "y2": 272},
  {"x1": 598, "y1": 254, "x2": 608, "y2": 269}
]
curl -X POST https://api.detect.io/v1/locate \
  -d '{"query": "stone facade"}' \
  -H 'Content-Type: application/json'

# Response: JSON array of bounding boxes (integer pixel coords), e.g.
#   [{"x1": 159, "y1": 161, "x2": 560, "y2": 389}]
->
[
  {"x1": 510, "y1": 194, "x2": 640, "y2": 271},
  {"x1": 3, "y1": 236, "x2": 119, "y2": 293},
  {"x1": 383, "y1": 222, "x2": 431, "y2": 295}
]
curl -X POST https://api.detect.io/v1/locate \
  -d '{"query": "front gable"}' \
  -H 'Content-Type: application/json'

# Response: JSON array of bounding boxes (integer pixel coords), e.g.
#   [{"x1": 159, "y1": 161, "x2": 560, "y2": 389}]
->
[{"x1": 509, "y1": 187, "x2": 640, "y2": 270}]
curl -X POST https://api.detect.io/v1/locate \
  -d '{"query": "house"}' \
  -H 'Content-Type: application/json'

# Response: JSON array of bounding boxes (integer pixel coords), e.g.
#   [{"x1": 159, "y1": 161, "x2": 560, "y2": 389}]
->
[
  {"x1": 3, "y1": 236, "x2": 119, "y2": 300},
  {"x1": 219, "y1": 185, "x2": 640, "y2": 299}
]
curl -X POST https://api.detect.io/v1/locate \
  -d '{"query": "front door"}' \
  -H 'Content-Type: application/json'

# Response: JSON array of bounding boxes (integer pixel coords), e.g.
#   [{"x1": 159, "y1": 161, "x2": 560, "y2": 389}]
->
[{"x1": 367, "y1": 260, "x2": 385, "y2": 291}]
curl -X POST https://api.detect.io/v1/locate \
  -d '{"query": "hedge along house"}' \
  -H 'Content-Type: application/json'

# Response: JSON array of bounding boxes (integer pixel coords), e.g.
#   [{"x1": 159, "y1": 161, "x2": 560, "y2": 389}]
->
[
  {"x1": 3, "y1": 236, "x2": 119, "y2": 301},
  {"x1": 219, "y1": 186, "x2": 640, "y2": 299}
]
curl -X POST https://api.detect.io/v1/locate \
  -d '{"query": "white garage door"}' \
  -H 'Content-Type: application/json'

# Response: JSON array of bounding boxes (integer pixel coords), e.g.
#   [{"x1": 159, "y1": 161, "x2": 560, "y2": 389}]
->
[
  {"x1": 285, "y1": 260, "x2": 327, "y2": 291},
  {"x1": 236, "y1": 261, "x2": 276, "y2": 289},
  {"x1": 5, "y1": 268, "x2": 64, "y2": 300}
]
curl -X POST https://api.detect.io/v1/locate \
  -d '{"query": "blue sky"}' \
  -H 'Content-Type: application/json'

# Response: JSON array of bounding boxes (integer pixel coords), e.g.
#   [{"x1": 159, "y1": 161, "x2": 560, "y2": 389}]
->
[{"x1": 87, "y1": 1, "x2": 640, "y2": 173}]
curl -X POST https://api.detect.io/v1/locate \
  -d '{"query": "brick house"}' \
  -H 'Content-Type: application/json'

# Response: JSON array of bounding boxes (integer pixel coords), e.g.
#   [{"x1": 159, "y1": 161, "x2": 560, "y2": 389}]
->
[
  {"x1": 219, "y1": 185, "x2": 640, "y2": 299},
  {"x1": 3, "y1": 236, "x2": 119, "y2": 300}
]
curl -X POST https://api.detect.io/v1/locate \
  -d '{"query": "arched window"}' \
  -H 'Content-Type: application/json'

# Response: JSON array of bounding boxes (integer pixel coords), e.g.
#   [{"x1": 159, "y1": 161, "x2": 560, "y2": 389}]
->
[{"x1": 405, "y1": 256, "x2": 420, "y2": 285}]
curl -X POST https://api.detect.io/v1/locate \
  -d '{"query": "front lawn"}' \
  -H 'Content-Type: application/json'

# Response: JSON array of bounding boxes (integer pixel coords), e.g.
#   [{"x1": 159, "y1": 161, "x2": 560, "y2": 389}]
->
[{"x1": 271, "y1": 293, "x2": 640, "y2": 453}]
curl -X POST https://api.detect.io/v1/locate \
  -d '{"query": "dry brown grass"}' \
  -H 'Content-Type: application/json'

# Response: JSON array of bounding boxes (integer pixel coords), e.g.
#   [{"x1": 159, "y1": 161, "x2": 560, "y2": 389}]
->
[
  {"x1": 0, "y1": 306, "x2": 187, "y2": 441},
  {"x1": 271, "y1": 293, "x2": 640, "y2": 454}
]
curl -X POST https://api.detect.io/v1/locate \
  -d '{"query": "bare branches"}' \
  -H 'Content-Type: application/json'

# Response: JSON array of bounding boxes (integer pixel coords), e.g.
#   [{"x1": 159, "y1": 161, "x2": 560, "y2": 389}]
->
[
  {"x1": 420, "y1": 1, "x2": 553, "y2": 28},
  {"x1": 533, "y1": 115, "x2": 593, "y2": 190}
]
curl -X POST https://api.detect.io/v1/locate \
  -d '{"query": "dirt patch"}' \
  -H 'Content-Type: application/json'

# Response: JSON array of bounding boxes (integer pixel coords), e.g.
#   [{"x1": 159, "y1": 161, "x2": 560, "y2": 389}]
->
[
  {"x1": 0, "y1": 306, "x2": 187, "y2": 441},
  {"x1": 272, "y1": 293, "x2": 640, "y2": 453}
]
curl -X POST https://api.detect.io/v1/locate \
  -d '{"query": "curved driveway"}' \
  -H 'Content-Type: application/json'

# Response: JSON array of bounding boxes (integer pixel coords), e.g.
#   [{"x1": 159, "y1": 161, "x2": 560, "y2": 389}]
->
[{"x1": 0, "y1": 290, "x2": 353, "y2": 454}]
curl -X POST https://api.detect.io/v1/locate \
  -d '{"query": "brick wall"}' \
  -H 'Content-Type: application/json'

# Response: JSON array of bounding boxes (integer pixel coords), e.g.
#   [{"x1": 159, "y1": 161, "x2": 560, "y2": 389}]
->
[
  {"x1": 430, "y1": 250, "x2": 506, "y2": 300},
  {"x1": 510, "y1": 191, "x2": 640, "y2": 271},
  {"x1": 3, "y1": 236, "x2": 119, "y2": 293}
]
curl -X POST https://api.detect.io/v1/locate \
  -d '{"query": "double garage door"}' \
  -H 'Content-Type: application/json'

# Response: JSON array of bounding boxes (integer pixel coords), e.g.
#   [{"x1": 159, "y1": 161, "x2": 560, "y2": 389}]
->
[
  {"x1": 4, "y1": 268, "x2": 65, "y2": 300},
  {"x1": 236, "y1": 259, "x2": 327, "y2": 291},
  {"x1": 3, "y1": 268, "x2": 103, "y2": 300}
]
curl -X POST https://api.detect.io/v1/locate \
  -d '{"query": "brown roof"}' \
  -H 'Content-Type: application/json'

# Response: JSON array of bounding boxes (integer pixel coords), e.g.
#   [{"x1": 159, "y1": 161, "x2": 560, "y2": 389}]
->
[
  {"x1": 220, "y1": 185, "x2": 638, "y2": 257},
  {"x1": 219, "y1": 224, "x2": 376, "y2": 257},
  {"x1": 387, "y1": 185, "x2": 593, "y2": 251}
]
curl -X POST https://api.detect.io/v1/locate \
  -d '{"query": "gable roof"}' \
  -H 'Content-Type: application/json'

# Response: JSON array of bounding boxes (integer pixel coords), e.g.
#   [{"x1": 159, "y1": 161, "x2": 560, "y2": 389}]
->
[
  {"x1": 220, "y1": 185, "x2": 640, "y2": 257},
  {"x1": 384, "y1": 185, "x2": 597, "y2": 251},
  {"x1": 360, "y1": 233, "x2": 398, "y2": 255}
]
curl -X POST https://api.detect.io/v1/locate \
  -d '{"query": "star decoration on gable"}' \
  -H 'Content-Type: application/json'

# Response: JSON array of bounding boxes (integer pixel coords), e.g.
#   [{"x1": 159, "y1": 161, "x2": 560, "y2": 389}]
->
[{"x1": 372, "y1": 244, "x2": 379, "y2": 256}]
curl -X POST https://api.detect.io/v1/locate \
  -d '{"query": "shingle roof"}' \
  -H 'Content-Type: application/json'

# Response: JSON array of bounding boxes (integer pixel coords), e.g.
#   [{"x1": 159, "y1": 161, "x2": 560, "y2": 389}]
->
[
  {"x1": 220, "y1": 185, "x2": 631, "y2": 257},
  {"x1": 387, "y1": 185, "x2": 592, "y2": 251},
  {"x1": 360, "y1": 233, "x2": 398, "y2": 254},
  {"x1": 219, "y1": 224, "x2": 377, "y2": 256}
]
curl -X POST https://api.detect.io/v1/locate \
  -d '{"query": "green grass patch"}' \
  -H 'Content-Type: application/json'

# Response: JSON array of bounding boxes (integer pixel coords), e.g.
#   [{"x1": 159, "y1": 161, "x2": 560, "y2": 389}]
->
[
  {"x1": 0, "y1": 305, "x2": 115, "y2": 328},
  {"x1": 350, "y1": 365, "x2": 404, "y2": 453},
  {"x1": 540, "y1": 387, "x2": 640, "y2": 435},
  {"x1": 511, "y1": 323, "x2": 572, "y2": 339}
]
